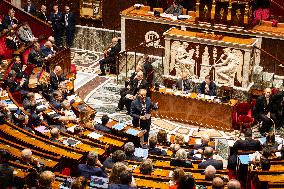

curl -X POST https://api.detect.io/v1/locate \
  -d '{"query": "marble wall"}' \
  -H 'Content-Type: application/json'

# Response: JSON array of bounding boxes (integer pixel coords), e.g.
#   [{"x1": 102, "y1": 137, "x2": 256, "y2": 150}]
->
[{"x1": 73, "y1": 26, "x2": 121, "y2": 52}]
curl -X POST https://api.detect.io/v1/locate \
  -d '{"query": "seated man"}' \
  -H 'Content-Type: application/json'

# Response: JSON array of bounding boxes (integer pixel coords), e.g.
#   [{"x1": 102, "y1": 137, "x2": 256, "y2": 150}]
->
[
  {"x1": 148, "y1": 135, "x2": 167, "y2": 156},
  {"x1": 103, "y1": 150, "x2": 126, "y2": 169},
  {"x1": 94, "y1": 114, "x2": 111, "y2": 133},
  {"x1": 170, "y1": 149, "x2": 193, "y2": 168},
  {"x1": 99, "y1": 37, "x2": 121, "y2": 76},
  {"x1": 22, "y1": 92, "x2": 37, "y2": 114},
  {"x1": 205, "y1": 165, "x2": 216, "y2": 181},
  {"x1": 6, "y1": 29, "x2": 20, "y2": 50},
  {"x1": 124, "y1": 142, "x2": 143, "y2": 162},
  {"x1": 109, "y1": 170, "x2": 136, "y2": 189},
  {"x1": 17, "y1": 22, "x2": 36, "y2": 43},
  {"x1": 198, "y1": 147, "x2": 223, "y2": 170},
  {"x1": 17, "y1": 149, "x2": 42, "y2": 171},
  {"x1": 212, "y1": 177, "x2": 224, "y2": 189},
  {"x1": 139, "y1": 159, "x2": 153, "y2": 175},
  {"x1": 27, "y1": 42, "x2": 44, "y2": 67},
  {"x1": 37, "y1": 5, "x2": 48, "y2": 22},
  {"x1": 198, "y1": 75, "x2": 217, "y2": 96},
  {"x1": 50, "y1": 66, "x2": 66, "y2": 92},
  {"x1": 165, "y1": 0, "x2": 183, "y2": 16},
  {"x1": 50, "y1": 90, "x2": 64, "y2": 110},
  {"x1": 41, "y1": 41, "x2": 55, "y2": 58},
  {"x1": 175, "y1": 71, "x2": 194, "y2": 92},
  {"x1": 4, "y1": 70, "x2": 23, "y2": 93},
  {"x1": 38, "y1": 171, "x2": 55, "y2": 189},
  {"x1": 50, "y1": 128, "x2": 61, "y2": 143},
  {"x1": 78, "y1": 151, "x2": 107, "y2": 179},
  {"x1": 11, "y1": 56, "x2": 27, "y2": 79},
  {"x1": 116, "y1": 80, "x2": 132, "y2": 112},
  {"x1": 227, "y1": 179, "x2": 241, "y2": 189}
]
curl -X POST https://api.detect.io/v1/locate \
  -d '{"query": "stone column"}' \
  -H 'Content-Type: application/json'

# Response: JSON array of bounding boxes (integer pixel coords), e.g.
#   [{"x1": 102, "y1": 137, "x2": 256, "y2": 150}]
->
[
  {"x1": 121, "y1": 17, "x2": 126, "y2": 51},
  {"x1": 242, "y1": 50, "x2": 252, "y2": 88},
  {"x1": 11, "y1": 0, "x2": 21, "y2": 8},
  {"x1": 164, "y1": 38, "x2": 171, "y2": 75}
]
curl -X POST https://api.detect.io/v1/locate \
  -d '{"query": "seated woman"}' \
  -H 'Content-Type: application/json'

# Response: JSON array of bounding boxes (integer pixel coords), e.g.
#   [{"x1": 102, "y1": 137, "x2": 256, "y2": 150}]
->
[
  {"x1": 170, "y1": 149, "x2": 193, "y2": 168},
  {"x1": 157, "y1": 129, "x2": 170, "y2": 146},
  {"x1": 109, "y1": 162, "x2": 136, "y2": 187},
  {"x1": 139, "y1": 159, "x2": 153, "y2": 175},
  {"x1": 169, "y1": 167, "x2": 185, "y2": 189}
]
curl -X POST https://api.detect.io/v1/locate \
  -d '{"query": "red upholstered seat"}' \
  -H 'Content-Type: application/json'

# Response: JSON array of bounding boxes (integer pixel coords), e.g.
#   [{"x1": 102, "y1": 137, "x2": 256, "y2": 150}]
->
[
  {"x1": 71, "y1": 63, "x2": 77, "y2": 74},
  {"x1": 233, "y1": 102, "x2": 254, "y2": 129}
]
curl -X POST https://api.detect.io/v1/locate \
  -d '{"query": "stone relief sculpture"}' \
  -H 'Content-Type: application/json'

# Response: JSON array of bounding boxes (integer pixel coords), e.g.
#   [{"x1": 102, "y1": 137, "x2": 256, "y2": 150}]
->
[
  {"x1": 214, "y1": 48, "x2": 240, "y2": 86},
  {"x1": 200, "y1": 46, "x2": 211, "y2": 79},
  {"x1": 170, "y1": 41, "x2": 196, "y2": 77}
]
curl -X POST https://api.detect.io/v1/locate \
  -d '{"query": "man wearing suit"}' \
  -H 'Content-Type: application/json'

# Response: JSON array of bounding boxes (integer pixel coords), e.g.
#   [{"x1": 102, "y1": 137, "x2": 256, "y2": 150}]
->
[
  {"x1": 50, "y1": 90, "x2": 63, "y2": 110},
  {"x1": 49, "y1": 5, "x2": 64, "y2": 48},
  {"x1": 0, "y1": 149, "x2": 14, "y2": 188},
  {"x1": 148, "y1": 135, "x2": 167, "y2": 156},
  {"x1": 165, "y1": 0, "x2": 183, "y2": 16},
  {"x1": 50, "y1": 66, "x2": 66, "y2": 92},
  {"x1": 41, "y1": 41, "x2": 55, "y2": 57},
  {"x1": 28, "y1": 43, "x2": 44, "y2": 67},
  {"x1": 3, "y1": 9, "x2": 18, "y2": 29},
  {"x1": 99, "y1": 37, "x2": 121, "y2": 76},
  {"x1": 17, "y1": 22, "x2": 36, "y2": 43},
  {"x1": 254, "y1": 88, "x2": 284, "y2": 134},
  {"x1": 175, "y1": 71, "x2": 194, "y2": 92},
  {"x1": 78, "y1": 151, "x2": 107, "y2": 179},
  {"x1": 37, "y1": 5, "x2": 48, "y2": 22},
  {"x1": 94, "y1": 115, "x2": 111, "y2": 133},
  {"x1": 198, "y1": 147, "x2": 223, "y2": 170},
  {"x1": 23, "y1": 0, "x2": 37, "y2": 15},
  {"x1": 131, "y1": 89, "x2": 158, "y2": 141},
  {"x1": 198, "y1": 75, "x2": 217, "y2": 96},
  {"x1": 64, "y1": 6, "x2": 76, "y2": 48}
]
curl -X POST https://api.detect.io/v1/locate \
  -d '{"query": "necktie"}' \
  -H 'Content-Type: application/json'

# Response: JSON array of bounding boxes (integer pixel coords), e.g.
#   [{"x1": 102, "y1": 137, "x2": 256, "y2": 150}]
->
[{"x1": 28, "y1": 6, "x2": 31, "y2": 13}]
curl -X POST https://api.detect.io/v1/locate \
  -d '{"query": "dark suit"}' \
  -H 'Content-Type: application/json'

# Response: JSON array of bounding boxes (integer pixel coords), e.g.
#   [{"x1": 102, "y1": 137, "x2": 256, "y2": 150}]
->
[
  {"x1": 78, "y1": 164, "x2": 107, "y2": 179},
  {"x1": 94, "y1": 123, "x2": 111, "y2": 133},
  {"x1": 126, "y1": 154, "x2": 143, "y2": 162},
  {"x1": 0, "y1": 163, "x2": 14, "y2": 188},
  {"x1": 170, "y1": 159, "x2": 193, "y2": 168},
  {"x1": 40, "y1": 45, "x2": 54, "y2": 57},
  {"x1": 109, "y1": 184, "x2": 136, "y2": 189},
  {"x1": 64, "y1": 12, "x2": 76, "y2": 47},
  {"x1": 254, "y1": 92, "x2": 284, "y2": 133},
  {"x1": 50, "y1": 11, "x2": 64, "y2": 47},
  {"x1": 27, "y1": 48, "x2": 44, "y2": 67},
  {"x1": 117, "y1": 87, "x2": 132, "y2": 113},
  {"x1": 3, "y1": 15, "x2": 18, "y2": 29},
  {"x1": 165, "y1": 5, "x2": 183, "y2": 16},
  {"x1": 131, "y1": 96, "x2": 158, "y2": 141},
  {"x1": 37, "y1": 11, "x2": 49, "y2": 22},
  {"x1": 11, "y1": 62, "x2": 24, "y2": 79},
  {"x1": 198, "y1": 158, "x2": 223, "y2": 170},
  {"x1": 148, "y1": 147, "x2": 167, "y2": 156},
  {"x1": 130, "y1": 79, "x2": 148, "y2": 96},
  {"x1": 102, "y1": 157, "x2": 115, "y2": 169},
  {"x1": 24, "y1": 4, "x2": 37, "y2": 15},
  {"x1": 176, "y1": 78, "x2": 194, "y2": 92},
  {"x1": 50, "y1": 97, "x2": 62, "y2": 110},
  {"x1": 197, "y1": 81, "x2": 217, "y2": 96},
  {"x1": 22, "y1": 98, "x2": 37, "y2": 114},
  {"x1": 99, "y1": 42, "x2": 121, "y2": 74},
  {"x1": 4, "y1": 78, "x2": 21, "y2": 92},
  {"x1": 50, "y1": 71, "x2": 66, "y2": 92}
]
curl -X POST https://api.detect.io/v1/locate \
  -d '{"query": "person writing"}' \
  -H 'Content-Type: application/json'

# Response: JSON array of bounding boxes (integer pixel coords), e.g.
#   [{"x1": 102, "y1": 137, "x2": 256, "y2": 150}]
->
[
  {"x1": 165, "y1": 0, "x2": 183, "y2": 16},
  {"x1": 198, "y1": 75, "x2": 217, "y2": 96}
]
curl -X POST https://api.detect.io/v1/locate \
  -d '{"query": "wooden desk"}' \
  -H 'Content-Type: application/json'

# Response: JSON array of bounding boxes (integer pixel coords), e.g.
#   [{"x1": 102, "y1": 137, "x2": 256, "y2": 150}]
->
[{"x1": 151, "y1": 90, "x2": 236, "y2": 131}]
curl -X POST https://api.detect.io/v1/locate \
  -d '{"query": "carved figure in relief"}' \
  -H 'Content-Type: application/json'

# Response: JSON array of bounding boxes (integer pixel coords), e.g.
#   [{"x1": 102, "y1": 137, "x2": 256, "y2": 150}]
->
[
  {"x1": 175, "y1": 42, "x2": 196, "y2": 78},
  {"x1": 213, "y1": 48, "x2": 240, "y2": 86}
]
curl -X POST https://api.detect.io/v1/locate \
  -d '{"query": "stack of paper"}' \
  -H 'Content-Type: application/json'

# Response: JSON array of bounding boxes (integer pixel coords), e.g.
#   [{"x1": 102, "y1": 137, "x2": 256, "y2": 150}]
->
[
  {"x1": 88, "y1": 132, "x2": 103, "y2": 140},
  {"x1": 126, "y1": 128, "x2": 140, "y2": 136},
  {"x1": 113, "y1": 123, "x2": 126, "y2": 130}
]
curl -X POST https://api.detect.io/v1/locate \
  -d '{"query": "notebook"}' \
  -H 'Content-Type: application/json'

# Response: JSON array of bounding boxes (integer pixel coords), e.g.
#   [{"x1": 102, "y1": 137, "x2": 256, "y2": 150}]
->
[
  {"x1": 112, "y1": 123, "x2": 126, "y2": 130},
  {"x1": 126, "y1": 128, "x2": 140, "y2": 136}
]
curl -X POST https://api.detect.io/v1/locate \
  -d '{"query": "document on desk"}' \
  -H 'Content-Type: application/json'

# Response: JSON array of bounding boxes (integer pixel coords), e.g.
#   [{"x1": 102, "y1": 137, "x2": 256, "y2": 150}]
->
[{"x1": 88, "y1": 132, "x2": 103, "y2": 140}]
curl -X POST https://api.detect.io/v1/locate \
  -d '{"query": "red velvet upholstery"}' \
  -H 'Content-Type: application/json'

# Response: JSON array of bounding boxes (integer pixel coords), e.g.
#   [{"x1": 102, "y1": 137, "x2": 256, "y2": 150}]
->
[
  {"x1": 253, "y1": 8, "x2": 270, "y2": 25},
  {"x1": 71, "y1": 64, "x2": 77, "y2": 74},
  {"x1": 233, "y1": 102, "x2": 254, "y2": 129}
]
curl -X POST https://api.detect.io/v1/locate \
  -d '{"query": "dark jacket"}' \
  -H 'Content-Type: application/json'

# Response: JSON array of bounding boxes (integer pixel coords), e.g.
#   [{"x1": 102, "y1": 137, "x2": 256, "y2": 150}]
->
[
  {"x1": 170, "y1": 159, "x2": 193, "y2": 168},
  {"x1": 165, "y1": 5, "x2": 183, "y2": 16},
  {"x1": 109, "y1": 184, "x2": 136, "y2": 189},
  {"x1": 28, "y1": 48, "x2": 44, "y2": 66},
  {"x1": 176, "y1": 78, "x2": 194, "y2": 92},
  {"x1": 78, "y1": 164, "x2": 107, "y2": 179},
  {"x1": 3, "y1": 15, "x2": 18, "y2": 29},
  {"x1": 198, "y1": 158, "x2": 223, "y2": 170},
  {"x1": 148, "y1": 147, "x2": 167, "y2": 156},
  {"x1": 22, "y1": 98, "x2": 37, "y2": 114},
  {"x1": 50, "y1": 12, "x2": 64, "y2": 31},
  {"x1": 11, "y1": 62, "x2": 24, "y2": 79},
  {"x1": 50, "y1": 71, "x2": 66, "y2": 91},
  {"x1": 102, "y1": 157, "x2": 115, "y2": 169},
  {"x1": 40, "y1": 45, "x2": 54, "y2": 57},
  {"x1": 130, "y1": 79, "x2": 148, "y2": 96},
  {"x1": 0, "y1": 163, "x2": 14, "y2": 188},
  {"x1": 37, "y1": 11, "x2": 49, "y2": 22},
  {"x1": 108, "y1": 42, "x2": 121, "y2": 58},
  {"x1": 50, "y1": 97, "x2": 62, "y2": 110},
  {"x1": 94, "y1": 123, "x2": 111, "y2": 133},
  {"x1": 197, "y1": 81, "x2": 217, "y2": 96},
  {"x1": 125, "y1": 154, "x2": 143, "y2": 162},
  {"x1": 23, "y1": 4, "x2": 37, "y2": 15},
  {"x1": 130, "y1": 97, "x2": 157, "y2": 127},
  {"x1": 64, "y1": 12, "x2": 76, "y2": 30}
]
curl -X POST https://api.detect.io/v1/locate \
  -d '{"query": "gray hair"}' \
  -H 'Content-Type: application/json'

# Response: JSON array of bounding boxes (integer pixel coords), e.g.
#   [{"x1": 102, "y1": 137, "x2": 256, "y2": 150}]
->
[
  {"x1": 21, "y1": 149, "x2": 32, "y2": 159},
  {"x1": 176, "y1": 149, "x2": 187, "y2": 160},
  {"x1": 124, "y1": 142, "x2": 135, "y2": 156},
  {"x1": 204, "y1": 165, "x2": 216, "y2": 180}
]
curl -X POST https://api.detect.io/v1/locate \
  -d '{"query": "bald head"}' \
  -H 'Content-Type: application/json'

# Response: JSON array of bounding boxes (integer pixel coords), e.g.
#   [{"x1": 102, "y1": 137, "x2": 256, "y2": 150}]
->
[
  {"x1": 212, "y1": 177, "x2": 224, "y2": 189},
  {"x1": 139, "y1": 89, "x2": 147, "y2": 101},
  {"x1": 227, "y1": 179, "x2": 241, "y2": 189},
  {"x1": 54, "y1": 66, "x2": 62, "y2": 75}
]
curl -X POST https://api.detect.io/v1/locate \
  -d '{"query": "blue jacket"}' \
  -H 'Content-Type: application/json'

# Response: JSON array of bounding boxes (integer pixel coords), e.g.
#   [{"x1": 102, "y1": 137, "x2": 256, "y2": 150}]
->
[
  {"x1": 197, "y1": 81, "x2": 217, "y2": 96},
  {"x1": 78, "y1": 164, "x2": 107, "y2": 179}
]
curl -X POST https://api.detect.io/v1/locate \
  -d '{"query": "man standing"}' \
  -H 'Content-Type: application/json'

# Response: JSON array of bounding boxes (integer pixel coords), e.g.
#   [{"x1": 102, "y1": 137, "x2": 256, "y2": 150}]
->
[
  {"x1": 64, "y1": 5, "x2": 76, "y2": 48},
  {"x1": 37, "y1": 5, "x2": 48, "y2": 22},
  {"x1": 131, "y1": 89, "x2": 158, "y2": 141},
  {"x1": 99, "y1": 37, "x2": 121, "y2": 76},
  {"x1": 49, "y1": 5, "x2": 64, "y2": 48},
  {"x1": 50, "y1": 65, "x2": 66, "y2": 92},
  {"x1": 23, "y1": 0, "x2": 36, "y2": 15}
]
